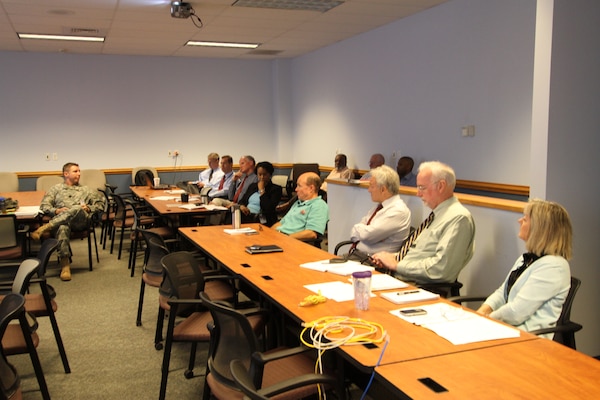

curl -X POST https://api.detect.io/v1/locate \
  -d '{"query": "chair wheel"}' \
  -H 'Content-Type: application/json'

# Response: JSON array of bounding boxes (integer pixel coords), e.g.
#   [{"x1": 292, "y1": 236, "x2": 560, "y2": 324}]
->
[
  {"x1": 184, "y1": 370, "x2": 194, "y2": 379},
  {"x1": 155, "y1": 342, "x2": 163, "y2": 350}
]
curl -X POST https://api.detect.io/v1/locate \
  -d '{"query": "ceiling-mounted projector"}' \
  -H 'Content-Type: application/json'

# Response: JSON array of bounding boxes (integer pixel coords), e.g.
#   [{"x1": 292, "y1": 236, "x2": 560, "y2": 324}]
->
[{"x1": 171, "y1": 2, "x2": 192, "y2": 18}]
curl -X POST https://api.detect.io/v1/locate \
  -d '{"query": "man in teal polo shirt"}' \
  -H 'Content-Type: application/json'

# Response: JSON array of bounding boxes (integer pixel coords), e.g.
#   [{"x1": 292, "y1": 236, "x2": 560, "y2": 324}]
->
[{"x1": 272, "y1": 172, "x2": 328, "y2": 241}]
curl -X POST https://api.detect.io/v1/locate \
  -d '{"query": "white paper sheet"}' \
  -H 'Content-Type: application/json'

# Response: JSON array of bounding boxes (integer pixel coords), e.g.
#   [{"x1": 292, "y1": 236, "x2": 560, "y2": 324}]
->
[
  {"x1": 390, "y1": 303, "x2": 520, "y2": 345},
  {"x1": 300, "y1": 259, "x2": 374, "y2": 276}
]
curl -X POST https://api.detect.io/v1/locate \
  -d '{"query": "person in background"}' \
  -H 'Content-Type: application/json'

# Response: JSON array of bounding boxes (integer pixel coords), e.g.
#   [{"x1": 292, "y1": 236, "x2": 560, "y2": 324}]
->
[
  {"x1": 397, "y1": 156, "x2": 417, "y2": 187},
  {"x1": 344, "y1": 165, "x2": 411, "y2": 262},
  {"x1": 195, "y1": 152, "x2": 223, "y2": 192},
  {"x1": 272, "y1": 172, "x2": 328, "y2": 240},
  {"x1": 31, "y1": 162, "x2": 105, "y2": 281},
  {"x1": 477, "y1": 199, "x2": 572, "y2": 335},
  {"x1": 208, "y1": 155, "x2": 234, "y2": 200},
  {"x1": 240, "y1": 161, "x2": 282, "y2": 227},
  {"x1": 320, "y1": 153, "x2": 354, "y2": 192},
  {"x1": 371, "y1": 161, "x2": 475, "y2": 284},
  {"x1": 227, "y1": 155, "x2": 258, "y2": 202},
  {"x1": 360, "y1": 153, "x2": 385, "y2": 180}
]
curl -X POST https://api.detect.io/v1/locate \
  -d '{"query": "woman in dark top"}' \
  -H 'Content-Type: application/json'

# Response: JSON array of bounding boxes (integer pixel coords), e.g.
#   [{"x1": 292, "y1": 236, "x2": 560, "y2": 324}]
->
[{"x1": 239, "y1": 161, "x2": 282, "y2": 227}]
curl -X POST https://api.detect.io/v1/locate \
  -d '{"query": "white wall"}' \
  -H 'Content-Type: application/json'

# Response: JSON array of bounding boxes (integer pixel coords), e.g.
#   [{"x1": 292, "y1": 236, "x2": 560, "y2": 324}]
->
[
  {"x1": 289, "y1": 0, "x2": 536, "y2": 184},
  {"x1": 543, "y1": 0, "x2": 600, "y2": 357},
  {"x1": 0, "y1": 53, "x2": 275, "y2": 171}
]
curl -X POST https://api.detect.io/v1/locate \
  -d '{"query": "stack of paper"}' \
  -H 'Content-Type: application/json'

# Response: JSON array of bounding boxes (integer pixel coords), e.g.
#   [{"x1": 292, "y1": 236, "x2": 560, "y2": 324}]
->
[
  {"x1": 390, "y1": 303, "x2": 520, "y2": 345},
  {"x1": 300, "y1": 259, "x2": 374, "y2": 276},
  {"x1": 13, "y1": 206, "x2": 40, "y2": 217},
  {"x1": 224, "y1": 227, "x2": 257, "y2": 235}
]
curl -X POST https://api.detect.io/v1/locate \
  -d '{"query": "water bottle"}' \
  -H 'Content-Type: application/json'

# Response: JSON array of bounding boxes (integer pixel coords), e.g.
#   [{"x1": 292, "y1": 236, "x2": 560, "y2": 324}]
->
[
  {"x1": 0, "y1": 197, "x2": 6, "y2": 214},
  {"x1": 232, "y1": 204, "x2": 241, "y2": 229},
  {"x1": 352, "y1": 270, "x2": 372, "y2": 310}
]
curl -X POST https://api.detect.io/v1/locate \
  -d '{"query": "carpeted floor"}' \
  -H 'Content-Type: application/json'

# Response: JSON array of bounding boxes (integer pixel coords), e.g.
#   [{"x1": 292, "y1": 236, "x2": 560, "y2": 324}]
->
[
  {"x1": 10, "y1": 237, "x2": 208, "y2": 399},
  {"x1": 10, "y1": 233, "x2": 369, "y2": 400}
]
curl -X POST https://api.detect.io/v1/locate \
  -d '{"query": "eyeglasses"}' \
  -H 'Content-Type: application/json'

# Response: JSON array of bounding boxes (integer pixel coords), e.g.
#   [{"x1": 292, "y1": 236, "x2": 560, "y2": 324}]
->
[{"x1": 417, "y1": 181, "x2": 439, "y2": 191}]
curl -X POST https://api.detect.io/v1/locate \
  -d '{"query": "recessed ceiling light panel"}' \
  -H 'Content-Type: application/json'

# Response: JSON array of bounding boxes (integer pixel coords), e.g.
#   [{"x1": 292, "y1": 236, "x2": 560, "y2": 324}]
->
[{"x1": 232, "y1": 0, "x2": 344, "y2": 13}]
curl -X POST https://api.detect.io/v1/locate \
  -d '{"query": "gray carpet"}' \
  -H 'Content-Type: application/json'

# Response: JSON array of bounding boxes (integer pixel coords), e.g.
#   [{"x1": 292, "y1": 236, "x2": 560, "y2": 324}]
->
[{"x1": 10, "y1": 237, "x2": 208, "y2": 399}]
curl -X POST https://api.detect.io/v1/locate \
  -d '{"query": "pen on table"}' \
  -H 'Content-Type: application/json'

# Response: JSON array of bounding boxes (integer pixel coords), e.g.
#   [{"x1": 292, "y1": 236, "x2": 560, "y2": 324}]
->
[{"x1": 397, "y1": 290, "x2": 420, "y2": 295}]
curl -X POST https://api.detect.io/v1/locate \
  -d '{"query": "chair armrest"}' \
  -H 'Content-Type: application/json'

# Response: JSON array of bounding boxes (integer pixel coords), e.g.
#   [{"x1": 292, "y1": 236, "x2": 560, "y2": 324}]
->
[
  {"x1": 333, "y1": 240, "x2": 354, "y2": 256},
  {"x1": 260, "y1": 374, "x2": 339, "y2": 398},
  {"x1": 251, "y1": 346, "x2": 311, "y2": 366},
  {"x1": 447, "y1": 295, "x2": 487, "y2": 304},
  {"x1": 166, "y1": 298, "x2": 205, "y2": 307},
  {"x1": 530, "y1": 322, "x2": 583, "y2": 336}
]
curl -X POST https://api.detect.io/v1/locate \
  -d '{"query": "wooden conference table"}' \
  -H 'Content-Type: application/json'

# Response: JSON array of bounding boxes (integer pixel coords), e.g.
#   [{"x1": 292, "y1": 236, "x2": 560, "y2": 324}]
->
[
  {"x1": 130, "y1": 186, "x2": 226, "y2": 226},
  {"x1": 0, "y1": 191, "x2": 44, "y2": 220},
  {"x1": 375, "y1": 338, "x2": 600, "y2": 398},
  {"x1": 179, "y1": 223, "x2": 600, "y2": 398},
  {"x1": 178, "y1": 224, "x2": 535, "y2": 370}
]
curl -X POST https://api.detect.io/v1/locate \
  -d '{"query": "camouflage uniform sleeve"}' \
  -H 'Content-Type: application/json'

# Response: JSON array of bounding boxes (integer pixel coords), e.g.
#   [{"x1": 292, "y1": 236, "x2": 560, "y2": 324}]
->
[
  {"x1": 87, "y1": 187, "x2": 106, "y2": 214},
  {"x1": 39, "y1": 184, "x2": 60, "y2": 216}
]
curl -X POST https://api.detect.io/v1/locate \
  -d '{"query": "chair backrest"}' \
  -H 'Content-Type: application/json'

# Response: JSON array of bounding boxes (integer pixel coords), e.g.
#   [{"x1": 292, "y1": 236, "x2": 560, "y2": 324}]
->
[
  {"x1": 35, "y1": 238, "x2": 59, "y2": 277},
  {"x1": 0, "y1": 215, "x2": 18, "y2": 250},
  {"x1": 199, "y1": 291, "x2": 260, "y2": 388},
  {"x1": 36, "y1": 175, "x2": 63, "y2": 191},
  {"x1": 0, "y1": 172, "x2": 18, "y2": 192},
  {"x1": 132, "y1": 167, "x2": 158, "y2": 186},
  {"x1": 160, "y1": 252, "x2": 207, "y2": 300},
  {"x1": 141, "y1": 232, "x2": 170, "y2": 276},
  {"x1": 0, "y1": 293, "x2": 25, "y2": 400},
  {"x1": 286, "y1": 163, "x2": 320, "y2": 195},
  {"x1": 79, "y1": 169, "x2": 107, "y2": 192},
  {"x1": 229, "y1": 359, "x2": 267, "y2": 400},
  {"x1": 12, "y1": 259, "x2": 41, "y2": 295},
  {"x1": 557, "y1": 276, "x2": 580, "y2": 326},
  {"x1": 111, "y1": 194, "x2": 130, "y2": 223}
]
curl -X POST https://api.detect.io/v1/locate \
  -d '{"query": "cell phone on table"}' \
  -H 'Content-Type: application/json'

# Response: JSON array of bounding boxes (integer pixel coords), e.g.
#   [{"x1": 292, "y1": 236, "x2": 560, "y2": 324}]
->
[{"x1": 399, "y1": 308, "x2": 427, "y2": 316}]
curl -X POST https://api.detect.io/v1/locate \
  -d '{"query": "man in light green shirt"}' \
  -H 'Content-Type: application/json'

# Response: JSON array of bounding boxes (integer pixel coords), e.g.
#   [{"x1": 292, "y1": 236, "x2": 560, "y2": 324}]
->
[
  {"x1": 272, "y1": 172, "x2": 328, "y2": 241},
  {"x1": 371, "y1": 161, "x2": 475, "y2": 284}
]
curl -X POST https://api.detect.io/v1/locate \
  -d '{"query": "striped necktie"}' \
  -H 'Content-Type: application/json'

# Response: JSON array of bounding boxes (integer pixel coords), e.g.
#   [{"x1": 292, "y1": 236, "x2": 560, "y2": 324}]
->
[{"x1": 396, "y1": 211, "x2": 434, "y2": 261}]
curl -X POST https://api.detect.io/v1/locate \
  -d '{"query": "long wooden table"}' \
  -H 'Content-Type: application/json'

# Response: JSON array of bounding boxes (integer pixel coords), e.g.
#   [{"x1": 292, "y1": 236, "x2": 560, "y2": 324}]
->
[
  {"x1": 375, "y1": 338, "x2": 600, "y2": 398},
  {"x1": 130, "y1": 186, "x2": 226, "y2": 226},
  {"x1": 178, "y1": 224, "x2": 535, "y2": 371}
]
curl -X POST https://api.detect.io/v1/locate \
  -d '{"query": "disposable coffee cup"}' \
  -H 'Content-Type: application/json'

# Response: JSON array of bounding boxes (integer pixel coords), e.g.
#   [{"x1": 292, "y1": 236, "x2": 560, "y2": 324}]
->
[
  {"x1": 181, "y1": 193, "x2": 189, "y2": 203},
  {"x1": 153, "y1": 177, "x2": 160, "y2": 187},
  {"x1": 352, "y1": 270, "x2": 372, "y2": 310}
]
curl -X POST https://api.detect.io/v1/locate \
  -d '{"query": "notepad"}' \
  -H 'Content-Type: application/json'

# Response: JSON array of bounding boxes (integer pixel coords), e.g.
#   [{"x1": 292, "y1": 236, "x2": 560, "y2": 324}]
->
[
  {"x1": 300, "y1": 259, "x2": 374, "y2": 276},
  {"x1": 245, "y1": 245, "x2": 283, "y2": 254},
  {"x1": 380, "y1": 289, "x2": 439, "y2": 304}
]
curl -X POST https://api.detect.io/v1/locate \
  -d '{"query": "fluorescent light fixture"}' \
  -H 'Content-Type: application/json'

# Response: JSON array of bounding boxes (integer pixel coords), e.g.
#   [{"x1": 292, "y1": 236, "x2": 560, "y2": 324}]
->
[
  {"x1": 185, "y1": 40, "x2": 259, "y2": 49},
  {"x1": 18, "y1": 33, "x2": 105, "y2": 42}
]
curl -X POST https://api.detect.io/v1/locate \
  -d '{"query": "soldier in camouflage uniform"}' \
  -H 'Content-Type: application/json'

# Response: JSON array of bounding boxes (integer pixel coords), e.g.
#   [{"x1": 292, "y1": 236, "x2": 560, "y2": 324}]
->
[{"x1": 32, "y1": 162, "x2": 105, "y2": 281}]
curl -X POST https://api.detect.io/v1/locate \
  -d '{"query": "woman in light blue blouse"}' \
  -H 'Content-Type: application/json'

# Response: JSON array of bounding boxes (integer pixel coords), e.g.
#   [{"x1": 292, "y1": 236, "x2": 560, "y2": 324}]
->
[{"x1": 477, "y1": 199, "x2": 572, "y2": 334}]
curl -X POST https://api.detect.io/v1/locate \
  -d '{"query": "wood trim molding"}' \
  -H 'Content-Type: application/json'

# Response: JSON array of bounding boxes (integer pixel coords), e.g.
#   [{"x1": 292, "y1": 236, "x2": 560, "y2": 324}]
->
[{"x1": 17, "y1": 165, "x2": 529, "y2": 199}]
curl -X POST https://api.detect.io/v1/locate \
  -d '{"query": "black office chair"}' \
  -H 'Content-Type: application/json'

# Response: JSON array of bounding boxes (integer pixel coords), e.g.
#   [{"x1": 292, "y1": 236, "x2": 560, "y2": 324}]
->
[
  {"x1": 157, "y1": 251, "x2": 238, "y2": 400},
  {"x1": 529, "y1": 276, "x2": 582, "y2": 349},
  {"x1": 449, "y1": 276, "x2": 582, "y2": 349},
  {"x1": 230, "y1": 358, "x2": 342, "y2": 400},
  {"x1": 418, "y1": 280, "x2": 463, "y2": 298},
  {"x1": 199, "y1": 291, "x2": 344, "y2": 400}
]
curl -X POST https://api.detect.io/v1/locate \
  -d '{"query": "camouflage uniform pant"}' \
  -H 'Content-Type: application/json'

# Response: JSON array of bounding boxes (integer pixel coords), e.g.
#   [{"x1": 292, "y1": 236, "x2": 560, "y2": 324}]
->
[{"x1": 48, "y1": 206, "x2": 92, "y2": 260}]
